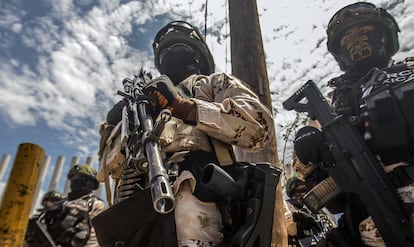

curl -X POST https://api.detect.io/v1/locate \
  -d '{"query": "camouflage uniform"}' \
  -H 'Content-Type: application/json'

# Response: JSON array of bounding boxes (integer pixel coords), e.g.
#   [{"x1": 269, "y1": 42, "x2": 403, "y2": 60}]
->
[
  {"x1": 159, "y1": 72, "x2": 273, "y2": 246},
  {"x1": 330, "y1": 59, "x2": 414, "y2": 247},
  {"x1": 98, "y1": 71, "x2": 273, "y2": 246},
  {"x1": 47, "y1": 164, "x2": 106, "y2": 247},
  {"x1": 159, "y1": 72, "x2": 272, "y2": 153},
  {"x1": 66, "y1": 193, "x2": 106, "y2": 247}
]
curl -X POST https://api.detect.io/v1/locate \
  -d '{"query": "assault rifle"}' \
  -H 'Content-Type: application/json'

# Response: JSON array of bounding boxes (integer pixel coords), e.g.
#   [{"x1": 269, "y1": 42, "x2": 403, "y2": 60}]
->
[
  {"x1": 117, "y1": 68, "x2": 175, "y2": 214},
  {"x1": 25, "y1": 217, "x2": 56, "y2": 247},
  {"x1": 283, "y1": 80, "x2": 414, "y2": 247}
]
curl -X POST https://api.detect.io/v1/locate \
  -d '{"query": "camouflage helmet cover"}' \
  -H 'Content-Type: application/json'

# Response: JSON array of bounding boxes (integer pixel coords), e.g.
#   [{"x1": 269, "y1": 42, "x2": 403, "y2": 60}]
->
[
  {"x1": 68, "y1": 164, "x2": 97, "y2": 180},
  {"x1": 327, "y1": 2, "x2": 400, "y2": 69},
  {"x1": 152, "y1": 20, "x2": 215, "y2": 76},
  {"x1": 42, "y1": 190, "x2": 64, "y2": 204}
]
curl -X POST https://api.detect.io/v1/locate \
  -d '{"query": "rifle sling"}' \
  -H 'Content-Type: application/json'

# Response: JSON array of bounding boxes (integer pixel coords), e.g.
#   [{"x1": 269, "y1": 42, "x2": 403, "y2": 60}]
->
[{"x1": 210, "y1": 137, "x2": 235, "y2": 166}]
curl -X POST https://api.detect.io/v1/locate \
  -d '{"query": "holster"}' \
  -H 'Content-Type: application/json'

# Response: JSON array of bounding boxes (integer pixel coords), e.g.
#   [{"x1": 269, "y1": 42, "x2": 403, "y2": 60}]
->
[{"x1": 202, "y1": 162, "x2": 281, "y2": 247}]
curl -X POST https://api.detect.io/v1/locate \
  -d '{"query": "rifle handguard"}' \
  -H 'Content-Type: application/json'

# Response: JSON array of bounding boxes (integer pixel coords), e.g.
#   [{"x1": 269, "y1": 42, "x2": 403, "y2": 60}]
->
[{"x1": 118, "y1": 70, "x2": 176, "y2": 214}]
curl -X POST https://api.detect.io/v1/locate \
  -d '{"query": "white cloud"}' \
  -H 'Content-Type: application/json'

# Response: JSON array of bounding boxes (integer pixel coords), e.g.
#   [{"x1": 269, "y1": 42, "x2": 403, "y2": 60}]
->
[{"x1": 0, "y1": 0, "x2": 412, "y2": 162}]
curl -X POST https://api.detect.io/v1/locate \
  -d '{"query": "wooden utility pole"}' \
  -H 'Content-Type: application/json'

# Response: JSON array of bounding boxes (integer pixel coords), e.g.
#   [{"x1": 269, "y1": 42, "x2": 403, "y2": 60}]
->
[{"x1": 228, "y1": 0, "x2": 288, "y2": 246}]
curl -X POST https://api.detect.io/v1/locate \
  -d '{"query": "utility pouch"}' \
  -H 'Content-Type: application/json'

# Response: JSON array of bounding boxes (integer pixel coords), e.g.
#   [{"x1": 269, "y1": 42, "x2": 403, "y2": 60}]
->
[
  {"x1": 363, "y1": 86, "x2": 409, "y2": 150},
  {"x1": 361, "y1": 64, "x2": 414, "y2": 156},
  {"x1": 301, "y1": 176, "x2": 342, "y2": 213},
  {"x1": 391, "y1": 78, "x2": 414, "y2": 147},
  {"x1": 97, "y1": 121, "x2": 125, "y2": 182}
]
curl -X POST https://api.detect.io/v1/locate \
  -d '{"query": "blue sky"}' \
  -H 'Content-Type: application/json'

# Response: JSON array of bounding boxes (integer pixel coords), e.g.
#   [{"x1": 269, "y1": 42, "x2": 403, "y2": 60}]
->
[{"x1": 1, "y1": 0, "x2": 413, "y2": 205}]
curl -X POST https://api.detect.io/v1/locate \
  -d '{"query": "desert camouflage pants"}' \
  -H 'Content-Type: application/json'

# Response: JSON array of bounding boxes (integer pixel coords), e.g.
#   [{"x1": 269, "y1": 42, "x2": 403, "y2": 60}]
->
[
  {"x1": 173, "y1": 170, "x2": 223, "y2": 247},
  {"x1": 359, "y1": 182, "x2": 414, "y2": 247}
]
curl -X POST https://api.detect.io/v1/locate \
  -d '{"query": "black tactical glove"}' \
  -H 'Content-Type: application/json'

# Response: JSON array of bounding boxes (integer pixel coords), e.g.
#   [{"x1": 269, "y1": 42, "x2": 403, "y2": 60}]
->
[
  {"x1": 143, "y1": 75, "x2": 196, "y2": 123},
  {"x1": 294, "y1": 126, "x2": 335, "y2": 166},
  {"x1": 293, "y1": 211, "x2": 322, "y2": 232}
]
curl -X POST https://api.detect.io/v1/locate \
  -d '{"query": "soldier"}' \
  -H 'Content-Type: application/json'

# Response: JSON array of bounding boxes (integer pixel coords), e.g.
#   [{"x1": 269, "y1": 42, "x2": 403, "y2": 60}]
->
[
  {"x1": 24, "y1": 191, "x2": 64, "y2": 246},
  {"x1": 284, "y1": 177, "x2": 335, "y2": 247},
  {"x1": 293, "y1": 2, "x2": 414, "y2": 247},
  {"x1": 96, "y1": 20, "x2": 275, "y2": 246},
  {"x1": 43, "y1": 164, "x2": 106, "y2": 247},
  {"x1": 38, "y1": 190, "x2": 64, "y2": 213}
]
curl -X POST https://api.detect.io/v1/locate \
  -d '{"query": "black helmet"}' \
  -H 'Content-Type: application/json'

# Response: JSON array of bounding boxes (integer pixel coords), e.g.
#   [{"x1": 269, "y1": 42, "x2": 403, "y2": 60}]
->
[
  {"x1": 42, "y1": 190, "x2": 64, "y2": 206},
  {"x1": 152, "y1": 21, "x2": 215, "y2": 78},
  {"x1": 327, "y1": 2, "x2": 400, "y2": 71}
]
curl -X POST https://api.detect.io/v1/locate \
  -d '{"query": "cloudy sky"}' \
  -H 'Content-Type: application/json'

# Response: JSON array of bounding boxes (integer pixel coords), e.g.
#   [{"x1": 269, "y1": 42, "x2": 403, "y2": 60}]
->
[{"x1": 1, "y1": 0, "x2": 413, "y2": 197}]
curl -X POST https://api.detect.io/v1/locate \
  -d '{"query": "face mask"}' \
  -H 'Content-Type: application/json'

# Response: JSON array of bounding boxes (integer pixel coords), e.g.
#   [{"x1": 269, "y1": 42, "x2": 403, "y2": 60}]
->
[
  {"x1": 159, "y1": 46, "x2": 200, "y2": 85},
  {"x1": 339, "y1": 30, "x2": 389, "y2": 75},
  {"x1": 68, "y1": 178, "x2": 90, "y2": 200}
]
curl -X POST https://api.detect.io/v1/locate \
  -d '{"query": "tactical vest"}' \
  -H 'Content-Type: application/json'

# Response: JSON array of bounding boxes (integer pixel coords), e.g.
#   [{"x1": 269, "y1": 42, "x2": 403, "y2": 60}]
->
[
  {"x1": 330, "y1": 60, "x2": 414, "y2": 165},
  {"x1": 43, "y1": 195, "x2": 97, "y2": 247}
]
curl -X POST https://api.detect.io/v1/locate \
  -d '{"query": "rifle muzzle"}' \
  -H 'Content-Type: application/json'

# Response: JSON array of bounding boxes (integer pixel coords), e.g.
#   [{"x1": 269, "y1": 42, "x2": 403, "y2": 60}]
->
[{"x1": 151, "y1": 175, "x2": 175, "y2": 214}]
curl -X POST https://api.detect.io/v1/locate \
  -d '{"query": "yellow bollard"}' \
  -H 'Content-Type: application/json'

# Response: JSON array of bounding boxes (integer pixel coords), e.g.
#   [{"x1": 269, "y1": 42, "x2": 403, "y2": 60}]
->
[{"x1": 0, "y1": 143, "x2": 45, "y2": 247}]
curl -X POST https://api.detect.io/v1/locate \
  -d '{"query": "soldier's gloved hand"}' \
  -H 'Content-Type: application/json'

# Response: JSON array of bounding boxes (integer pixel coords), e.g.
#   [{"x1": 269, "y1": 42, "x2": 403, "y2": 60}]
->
[
  {"x1": 293, "y1": 211, "x2": 321, "y2": 231},
  {"x1": 294, "y1": 126, "x2": 334, "y2": 166},
  {"x1": 143, "y1": 75, "x2": 196, "y2": 124}
]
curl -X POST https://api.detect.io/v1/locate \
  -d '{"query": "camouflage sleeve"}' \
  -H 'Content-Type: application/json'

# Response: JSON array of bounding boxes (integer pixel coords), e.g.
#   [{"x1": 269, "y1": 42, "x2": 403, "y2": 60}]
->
[
  {"x1": 191, "y1": 72, "x2": 274, "y2": 151},
  {"x1": 89, "y1": 199, "x2": 106, "y2": 220},
  {"x1": 87, "y1": 199, "x2": 106, "y2": 247}
]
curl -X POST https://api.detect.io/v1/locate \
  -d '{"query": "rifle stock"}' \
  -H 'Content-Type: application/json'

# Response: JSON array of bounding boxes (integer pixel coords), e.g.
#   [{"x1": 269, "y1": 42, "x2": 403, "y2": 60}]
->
[{"x1": 283, "y1": 80, "x2": 414, "y2": 247}]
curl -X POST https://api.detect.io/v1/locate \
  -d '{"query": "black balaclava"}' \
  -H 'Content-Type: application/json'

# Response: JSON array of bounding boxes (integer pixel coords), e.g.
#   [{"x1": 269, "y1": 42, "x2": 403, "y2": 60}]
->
[
  {"x1": 339, "y1": 27, "x2": 390, "y2": 76},
  {"x1": 159, "y1": 44, "x2": 200, "y2": 85},
  {"x1": 68, "y1": 177, "x2": 95, "y2": 200}
]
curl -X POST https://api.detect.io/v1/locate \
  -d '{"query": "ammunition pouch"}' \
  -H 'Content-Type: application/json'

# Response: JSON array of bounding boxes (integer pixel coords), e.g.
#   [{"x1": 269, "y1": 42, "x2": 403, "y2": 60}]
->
[
  {"x1": 97, "y1": 121, "x2": 125, "y2": 182},
  {"x1": 361, "y1": 64, "x2": 414, "y2": 164},
  {"x1": 42, "y1": 196, "x2": 97, "y2": 247},
  {"x1": 301, "y1": 176, "x2": 342, "y2": 213}
]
